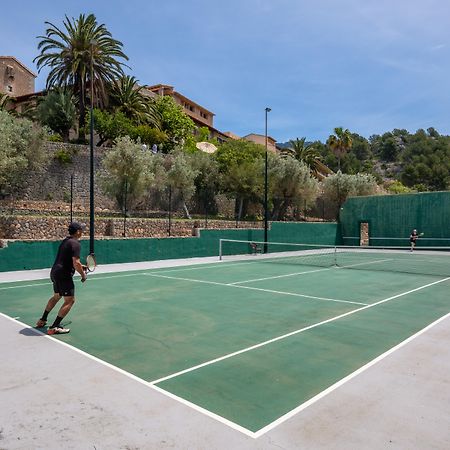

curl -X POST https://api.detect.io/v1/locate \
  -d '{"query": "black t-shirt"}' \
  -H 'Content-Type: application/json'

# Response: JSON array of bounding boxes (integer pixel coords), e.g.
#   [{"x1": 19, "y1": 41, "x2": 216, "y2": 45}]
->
[{"x1": 51, "y1": 236, "x2": 81, "y2": 277}]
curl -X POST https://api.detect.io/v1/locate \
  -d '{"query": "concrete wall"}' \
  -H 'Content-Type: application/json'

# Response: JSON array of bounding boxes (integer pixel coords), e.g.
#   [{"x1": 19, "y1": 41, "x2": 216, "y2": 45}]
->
[{"x1": 0, "y1": 222, "x2": 341, "y2": 272}]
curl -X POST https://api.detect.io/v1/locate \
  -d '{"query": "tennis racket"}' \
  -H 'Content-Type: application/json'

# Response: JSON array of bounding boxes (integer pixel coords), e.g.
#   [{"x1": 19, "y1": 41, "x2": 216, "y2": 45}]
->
[
  {"x1": 419, "y1": 232, "x2": 424, "y2": 237},
  {"x1": 85, "y1": 253, "x2": 97, "y2": 273}
]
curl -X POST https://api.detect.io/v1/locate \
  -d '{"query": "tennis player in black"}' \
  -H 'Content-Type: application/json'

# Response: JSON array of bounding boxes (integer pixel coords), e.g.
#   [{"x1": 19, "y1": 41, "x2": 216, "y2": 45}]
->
[
  {"x1": 410, "y1": 229, "x2": 419, "y2": 252},
  {"x1": 36, "y1": 222, "x2": 87, "y2": 334}
]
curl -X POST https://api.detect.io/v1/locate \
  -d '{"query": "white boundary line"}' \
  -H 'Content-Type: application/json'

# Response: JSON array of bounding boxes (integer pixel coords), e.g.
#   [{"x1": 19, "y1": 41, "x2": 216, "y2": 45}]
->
[
  {"x1": 230, "y1": 258, "x2": 393, "y2": 285},
  {"x1": 229, "y1": 267, "x2": 332, "y2": 284},
  {"x1": 149, "y1": 276, "x2": 450, "y2": 385},
  {"x1": 1, "y1": 275, "x2": 449, "y2": 439},
  {"x1": 0, "y1": 272, "x2": 144, "y2": 290},
  {"x1": 253, "y1": 311, "x2": 450, "y2": 437},
  {"x1": 0, "y1": 281, "x2": 52, "y2": 290},
  {"x1": 0, "y1": 258, "x2": 329, "y2": 290},
  {"x1": 144, "y1": 273, "x2": 367, "y2": 306},
  {"x1": 0, "y1": 313, "x2": 256, "y2": 438},
  {"x1": 154, "y1": 259, "x2": 273, "y2": 273}
]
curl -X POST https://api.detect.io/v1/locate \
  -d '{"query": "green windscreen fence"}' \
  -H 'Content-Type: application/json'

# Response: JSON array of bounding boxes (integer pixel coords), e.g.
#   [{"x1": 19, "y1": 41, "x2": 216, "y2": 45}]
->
[
  {"x1": 340, "y1": 192, "x2": 450, "y2": 247},
  {"x1": 0, "y1": 222, "x2": 340, "y2": 272}
]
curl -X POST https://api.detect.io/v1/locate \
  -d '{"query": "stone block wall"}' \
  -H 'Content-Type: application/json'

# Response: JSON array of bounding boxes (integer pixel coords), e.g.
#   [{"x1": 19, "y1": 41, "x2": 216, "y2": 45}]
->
[
  {"x1": 0, "y1": 215, "x2": 262, "y2": 240},
  {"x1": 13, "y1": 142, "x2": 114, "y2": 209}
]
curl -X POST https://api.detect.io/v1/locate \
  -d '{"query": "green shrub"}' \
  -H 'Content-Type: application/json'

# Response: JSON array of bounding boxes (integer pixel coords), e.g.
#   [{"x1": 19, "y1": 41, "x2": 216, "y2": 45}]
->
[
  {"x1": 54, "y1": 148, "x2": 73, "y2": 165},
  {"x1": 63, "y1": 190, "x2": 71, "y2": 203},
  {"x1": 47, "y1": 133, "x2": 63, "y2": 142}
]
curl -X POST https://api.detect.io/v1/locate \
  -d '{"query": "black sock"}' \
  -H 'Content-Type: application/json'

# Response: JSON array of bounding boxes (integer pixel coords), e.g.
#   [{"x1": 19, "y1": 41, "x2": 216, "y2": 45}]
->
[
  {"x1": 41, "y1": 310, "x2": 50, "y2": 321},
  {"x1": 50, "y1": 316, "x2": 63, "y2": 328}
]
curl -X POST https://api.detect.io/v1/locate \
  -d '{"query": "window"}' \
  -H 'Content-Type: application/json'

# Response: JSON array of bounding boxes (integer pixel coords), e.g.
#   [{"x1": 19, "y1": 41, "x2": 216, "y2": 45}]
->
[
  {"x1": 6, "y1": 65, "x2": 15, "y2": 78},
  {"x1": 7, "y1": 85, "x2": 13, "y2": 93}
]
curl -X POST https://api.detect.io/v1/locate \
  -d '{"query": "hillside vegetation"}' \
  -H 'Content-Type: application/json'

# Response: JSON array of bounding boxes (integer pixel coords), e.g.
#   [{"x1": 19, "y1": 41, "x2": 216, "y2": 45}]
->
[{"x1": 280, "y1": 127, "x2": 450, "y2": 192}]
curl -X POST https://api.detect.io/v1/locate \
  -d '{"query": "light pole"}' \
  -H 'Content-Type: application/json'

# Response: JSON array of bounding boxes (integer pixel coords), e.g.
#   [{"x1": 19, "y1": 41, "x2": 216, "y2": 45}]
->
[
  {"x1": 264, "y1": 107, "x2": 271, "y2": 253},
  {"x1": 70, "y1": 173, "x2": 73, "y2": 223},
  {"x1": 89, "y1": 40, "x2": 96, "y2": 255}
]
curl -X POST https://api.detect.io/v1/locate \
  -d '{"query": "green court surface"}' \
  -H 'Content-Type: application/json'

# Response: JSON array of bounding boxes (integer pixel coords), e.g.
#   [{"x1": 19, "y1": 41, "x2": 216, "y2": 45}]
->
[{"x1": 1, "y1": 257, "x2": 449, "y2": 434}]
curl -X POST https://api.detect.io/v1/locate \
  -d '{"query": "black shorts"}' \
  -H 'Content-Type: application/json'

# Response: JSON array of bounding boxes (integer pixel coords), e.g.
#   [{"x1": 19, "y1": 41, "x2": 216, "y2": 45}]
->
[{"x1": 51, "y1": 273, "x2": 75, "y2": 296}]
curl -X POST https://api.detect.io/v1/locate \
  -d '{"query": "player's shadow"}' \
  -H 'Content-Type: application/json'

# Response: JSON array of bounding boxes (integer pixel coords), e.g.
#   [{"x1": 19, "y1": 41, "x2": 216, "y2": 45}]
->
[{"x1": 19, "y1": 327, "x2": 45, "y2": 337}]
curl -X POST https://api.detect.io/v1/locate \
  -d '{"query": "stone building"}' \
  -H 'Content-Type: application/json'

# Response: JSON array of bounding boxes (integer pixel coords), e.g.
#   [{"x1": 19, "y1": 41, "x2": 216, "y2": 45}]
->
[
  {"x1": 0, "y1": 56, "x2": 36, "y2": 97},
  {"x1": 143, "y1": 84, "x2": 230, "y2": 143},
  {"x1": 1, "y1": 55, "x2": 279, "y2": 150},
  {"x1": 242, "y1": 133, "x2": 278, "y2": 153}
]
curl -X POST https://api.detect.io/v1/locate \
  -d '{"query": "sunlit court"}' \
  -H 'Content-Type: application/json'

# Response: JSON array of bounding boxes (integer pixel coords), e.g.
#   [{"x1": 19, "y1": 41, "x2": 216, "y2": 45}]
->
[
  {"x1": 3, "y1": 1, "x2": 450, "y2": 447},
  {"x1": 2, "y1": 241, "x2": 449, "y2": 439}
]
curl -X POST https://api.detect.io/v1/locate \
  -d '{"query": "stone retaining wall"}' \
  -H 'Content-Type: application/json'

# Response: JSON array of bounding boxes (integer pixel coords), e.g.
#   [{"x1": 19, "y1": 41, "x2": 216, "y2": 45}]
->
[
  {"x1": 0, "y1": 199, "x2": 192, "y2": 219},
  {"x1": 12, "y1": 142, "x2": 114, "y2": 209},
  {"x1": 0, "y1": 215, "x2": 262, "y2": 240}
]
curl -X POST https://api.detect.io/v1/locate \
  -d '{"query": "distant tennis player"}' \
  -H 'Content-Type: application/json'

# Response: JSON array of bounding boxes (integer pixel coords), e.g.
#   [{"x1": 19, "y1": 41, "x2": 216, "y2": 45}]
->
[
  {"x1": 36, "y1": 222, "x2": 87, "y2": 334},
  {"x1": 409, "y1": 229, "x2": 419, "y2": 252}
]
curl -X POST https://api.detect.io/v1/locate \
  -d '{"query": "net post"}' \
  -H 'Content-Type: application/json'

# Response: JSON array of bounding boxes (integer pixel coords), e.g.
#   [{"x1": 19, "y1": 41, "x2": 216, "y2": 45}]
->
[
  {"x1": 219, "y1": 239, "x2": 223, "y2": 261},
  {"x1": 334, "y1": 245, "x2": 337, "y2": 266}
]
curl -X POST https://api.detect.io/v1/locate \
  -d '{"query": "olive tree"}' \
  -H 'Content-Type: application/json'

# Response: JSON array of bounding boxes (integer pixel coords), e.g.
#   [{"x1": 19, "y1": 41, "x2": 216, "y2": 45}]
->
[
  {"x1": 0, "y1": 110, "x2": 46, "y2": 196},
  {"x1": 99, "y1": 136, "x2": 154, "y2": 209},
  {"x1": 269, "y1": 153, "x2": 319, "y2": 220}
]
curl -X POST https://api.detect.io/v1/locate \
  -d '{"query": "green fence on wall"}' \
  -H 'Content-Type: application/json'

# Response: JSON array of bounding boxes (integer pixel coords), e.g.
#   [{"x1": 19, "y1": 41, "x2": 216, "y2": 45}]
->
[
  {"x1": 0, "y1": 222, "x2": 341, "y2": 272},
  {"x1": 340, "y1": 192, "x2": 450, "y2": 247}
]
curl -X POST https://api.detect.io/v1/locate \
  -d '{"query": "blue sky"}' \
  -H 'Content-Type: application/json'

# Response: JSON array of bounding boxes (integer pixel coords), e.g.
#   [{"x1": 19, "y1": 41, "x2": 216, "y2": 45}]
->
[{"x1": 2, "y1": 0, "x2": 450, "y2": 142}]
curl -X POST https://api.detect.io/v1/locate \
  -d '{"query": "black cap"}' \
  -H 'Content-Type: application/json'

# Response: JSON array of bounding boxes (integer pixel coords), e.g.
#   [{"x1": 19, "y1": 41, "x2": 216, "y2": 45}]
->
[{"x1": 68, "y1": 222, "x2": 86, "y2": 234}]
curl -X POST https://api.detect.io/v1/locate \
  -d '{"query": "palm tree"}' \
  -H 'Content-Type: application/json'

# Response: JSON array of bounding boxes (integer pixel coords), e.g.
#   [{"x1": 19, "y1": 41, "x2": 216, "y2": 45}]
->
[
  {"x1": 37, "y1": 88, "x2": 77, "y2": 141},
  {"x1": 108, "y1": 76, "x2": 161, "y2": 128},
  {"x1": 283, "y1": 137, "x2": 332, "y2": 180},
  {"x1": 326, "y1": 127, "x2": 353, "y2": 171},
  {"x1": 34, "y1": 13, "x2": 129, "y2": 139}
]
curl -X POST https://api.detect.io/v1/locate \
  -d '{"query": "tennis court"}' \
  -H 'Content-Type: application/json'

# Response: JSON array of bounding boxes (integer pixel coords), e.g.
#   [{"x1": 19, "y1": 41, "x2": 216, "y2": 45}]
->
[{"x1": 1, "y1": 242, "x2": 449, "y2": 441}]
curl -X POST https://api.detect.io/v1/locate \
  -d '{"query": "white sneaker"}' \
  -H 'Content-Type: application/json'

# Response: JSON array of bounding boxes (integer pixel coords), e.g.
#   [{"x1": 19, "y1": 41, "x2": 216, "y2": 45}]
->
[{"x1": 47, "y1": 327, "x2": 70, "y2": 335}]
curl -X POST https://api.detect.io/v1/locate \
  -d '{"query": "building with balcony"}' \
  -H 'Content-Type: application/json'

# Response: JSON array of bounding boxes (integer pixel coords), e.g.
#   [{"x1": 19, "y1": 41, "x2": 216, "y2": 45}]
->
[
  {"x1": 1, "y1": 56, "x2": 279, "y2": 150},
  {"x1": 143, "y1": 84, "x2": 229, "y2": 143}
]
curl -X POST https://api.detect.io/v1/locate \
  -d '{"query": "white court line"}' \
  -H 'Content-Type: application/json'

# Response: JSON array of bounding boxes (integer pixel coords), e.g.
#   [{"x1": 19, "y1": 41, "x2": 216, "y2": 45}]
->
[
  {"x1": 0, "y1": 281, "x2": 51, "y2": 290},
  {"x1": 0, "y1": 272, "x2": 144, "y2": 290},
  {"x1": 229, "y1": 267, "x2": 332, "y2": 284},
  {"x1": 0, "y1": 256, "x2": 312, "y2": 289},
  {"x1": 153, "y1": 259, "x2": 267, "y2": 274},
  {"x1": 230, "y1": 258, "x2": 393, "y2": 285},
  {"x1": 2, "y1": 276, "x2": 449, "y2": 439},
  {"x1": 149, "y1": 276, "x2": 450, "y2": 387},
  {"x1": 254, "y1": 310, "x2": 450, "y2": 437},
  {"x1": 0, "y1": 313, "x2": 256, "y2": 438},
  {"x1": 144, "y1": 273, "x2": 367, "y2": 306},
  {"x1": 0, "y1": 256, "x2": 394, "y2": 291}
]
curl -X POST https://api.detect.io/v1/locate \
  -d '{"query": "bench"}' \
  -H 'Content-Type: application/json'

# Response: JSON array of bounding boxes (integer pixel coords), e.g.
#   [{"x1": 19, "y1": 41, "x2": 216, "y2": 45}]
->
[{"x1": 250, "y1": 242, "x2": 262, "y2": 255}]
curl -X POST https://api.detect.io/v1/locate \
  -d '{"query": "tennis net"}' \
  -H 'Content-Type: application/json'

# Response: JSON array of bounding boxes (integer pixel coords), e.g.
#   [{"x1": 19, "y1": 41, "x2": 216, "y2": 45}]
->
[{"x1": 219, "y1": 239, "x2": 450, "y2": 278}]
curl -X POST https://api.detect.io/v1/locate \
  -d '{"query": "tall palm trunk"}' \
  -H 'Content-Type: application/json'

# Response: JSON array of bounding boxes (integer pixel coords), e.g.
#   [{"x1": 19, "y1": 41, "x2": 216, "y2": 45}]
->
[{"x1": 77, "y1": 77, "x2": 86, "y2": 140}]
